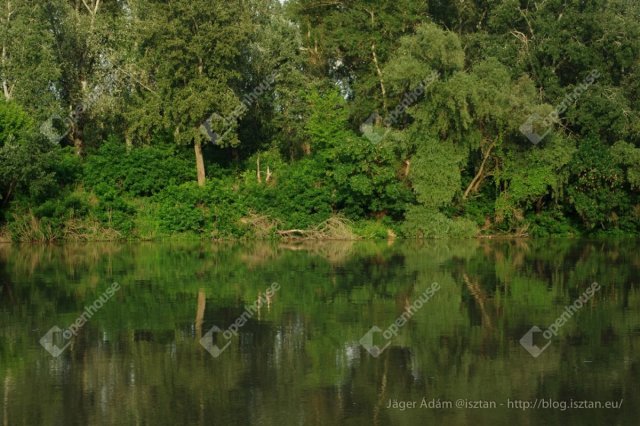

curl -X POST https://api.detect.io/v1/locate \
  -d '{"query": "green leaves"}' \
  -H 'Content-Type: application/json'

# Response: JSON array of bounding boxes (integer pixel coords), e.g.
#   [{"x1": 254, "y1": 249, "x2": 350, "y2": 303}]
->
[
  {"x1": 130, "y1": 0, "x2": 252, "y2": 147},
  {"x1": 83, "y1": 138, "x2": 194, "y2": 197},
  {"x1": 389, "y1": 22, "x2": 464, "y2": 80},
  {"x1": 0, "y1": 0, "x2": 60, "y2": 119},
  {"x1": 0, "y1": 100, "x2": 32, "y2": 147},
  {"x1": 611, "y1": 141, "x2": 640, "y2": 190},
  {"x1": 1, "y1": 0, "x2": 640, "y2": 238},
  {"x1": 566, "y1": 138, "x2": 631, "y2": 231},
  {"x1": 409, "y1": 138, "x2": 464, "y2": 209}
]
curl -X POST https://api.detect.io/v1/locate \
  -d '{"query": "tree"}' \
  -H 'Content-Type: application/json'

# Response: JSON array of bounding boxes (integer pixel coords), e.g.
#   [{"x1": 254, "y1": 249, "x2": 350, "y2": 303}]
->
[
  {"x1": 0, "y1": 100, "x2": 68, "y2": 215},
  {"x1": 0, "y1": 0, "x2": 59, "y2": 118},
  {"x1": 382, "y1": 23, "x2": 568, "y2": 235},
  {"x1": 566, "y1": 138, "x2": 639, "y2": 232},
  {"x1": 288, "y1": 0, "x2": 427, "y2": 123},
  {"x1": 230, "y1": 0, "x2": 313, "y2": 160},
  {"x1": 127, "y1": 0, "x2": 252, "y2": 186},
  {"x1": 38, "y1": 0, "x2": 129, "y2": 156}
]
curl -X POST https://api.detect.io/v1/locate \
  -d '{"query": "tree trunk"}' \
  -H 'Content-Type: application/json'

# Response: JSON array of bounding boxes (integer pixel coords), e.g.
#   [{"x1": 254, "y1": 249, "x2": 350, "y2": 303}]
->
[
  {"x1": 256, "y1": 156, "x2": 262, "y2": 183},
  {"x1": 371, "y1": 42, "x2": 388, "y2": 112},
  {"x1": 72, "y1": 124, "x2": 84, "y2": 157},
  {"x1": 463, "y1": 139, "x2": 497, "y2": 199},
  {"x1": 125, "y1": 132, "x2": 133, "y2": 152},
  {"x1": 195, "y1": 288, "x2": 205, "y2": 339},
  {"x1": 3, "y1": 372, "x2": 11, "y2": 426},
  {"x1": 1, "y1": 79, "x2": 9, "y2": 100},
  {"x1": 1, "y1": 2, "x2": 15, "y2": 101},
  {"x1": 366, "y1": 10, "x2": 387, "y2": 112},
  {"x1": 194, "y1": 140, "x2": 206, "y2": 186}
]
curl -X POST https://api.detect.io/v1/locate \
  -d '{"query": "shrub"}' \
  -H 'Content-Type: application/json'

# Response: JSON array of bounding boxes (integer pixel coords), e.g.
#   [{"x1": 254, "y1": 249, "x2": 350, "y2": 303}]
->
[
  {"x1": 84, "y1": 137, "x2": 194, "y2": 197},
  {"x1": 353, "y1": 220, "x2": 394, "y2": 239},
  {"x1": 242, "y1": 157, "x2": 334, "y2": 230},
  {"x1": 152, "y1": 179, "x2": 249, "y2": 237},
  {"x1": 402, "y1": 207, "x2": 478, "y2": 238}
]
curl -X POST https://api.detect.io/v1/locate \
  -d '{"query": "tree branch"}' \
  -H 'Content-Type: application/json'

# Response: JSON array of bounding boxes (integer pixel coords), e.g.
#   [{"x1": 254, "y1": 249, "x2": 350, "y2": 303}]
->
[{"x1": 463, "y1": 139, "x2": 497, "y2": 199}]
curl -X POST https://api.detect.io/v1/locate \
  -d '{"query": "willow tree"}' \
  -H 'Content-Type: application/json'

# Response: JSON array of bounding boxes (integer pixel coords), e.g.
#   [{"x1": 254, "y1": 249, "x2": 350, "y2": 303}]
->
[
  {"x1": 288, "y1": 0, "x2": 427, "y2": 123},
  {"x1": 0, "y1": 0, "x2": 59, "y2": 119},
  {"x1": 33, "y1": 0, "x2": 130, "y2": 156},
  {"x1": 128, "y1": 0, "x2": 252, "y2": 186},
  {"x1": 380, "y1": 23, "x2": 565, "y2": 235}
]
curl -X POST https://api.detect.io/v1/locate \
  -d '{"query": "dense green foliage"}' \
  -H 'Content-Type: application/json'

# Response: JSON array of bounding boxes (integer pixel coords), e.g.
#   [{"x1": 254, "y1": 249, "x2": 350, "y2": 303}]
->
[{"x1": 0, "y1": 0, "x2": 639, "y2": 240}]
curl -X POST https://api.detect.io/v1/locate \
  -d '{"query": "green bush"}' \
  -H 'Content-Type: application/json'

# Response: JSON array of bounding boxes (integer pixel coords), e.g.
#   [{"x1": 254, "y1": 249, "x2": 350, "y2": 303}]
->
[
  {"x1": 527, "y1": 209, "x2": 580, "y2": 237},
  {"x1": 93, "y1": 188, "x2": 136, "y2": 234},
  {"x1": 151, "y1": 179, "x2": 249, "y2": 237},
  {"x1": 402, "y1": 207, "x2": 478, "y2": 239},
  {"x1": 242, "y1": 157, "x2": 334, "y2": 230},
  {"x1": 329, "y1": 138, "x2": 413, "y2": 220},
  {"x1": 566, "y1": 138, "x2": 634, "y2": 232},
  {"x1": 353, "y1": 220, "x2": 394, "y2": 239},
  {"x1": 84, "y1": 138, "x2": 194, "y2": 197}
]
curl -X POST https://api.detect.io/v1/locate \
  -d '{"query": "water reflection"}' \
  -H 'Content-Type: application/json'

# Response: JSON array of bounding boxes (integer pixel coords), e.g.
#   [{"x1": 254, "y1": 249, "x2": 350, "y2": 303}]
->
[{"x1": 0, "y1": 239, "x2": 638, "y2": 425}]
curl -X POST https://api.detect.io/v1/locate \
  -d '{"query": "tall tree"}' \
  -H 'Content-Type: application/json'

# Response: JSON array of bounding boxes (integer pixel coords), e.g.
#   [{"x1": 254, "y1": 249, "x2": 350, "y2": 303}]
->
[
  {"x1": 288, "y1": 0, "x2": 428, "y2": 124},
  {"x1": 382, "y1": 23, "x2": 565, "y2": 234},
  {"x1": 41, "y1": 0, "x2": 128, "y2": 156},
  {"x1": 0, "y1": 0, "x2": 59, "y2": 118},
  {"x1": 127, "y1": 0, "x2": 252, "y2": 186}
]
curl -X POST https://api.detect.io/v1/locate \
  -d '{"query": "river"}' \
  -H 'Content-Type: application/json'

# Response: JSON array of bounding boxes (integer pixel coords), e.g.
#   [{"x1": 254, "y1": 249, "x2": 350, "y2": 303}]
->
[{"x1": 0, "y1": 239, "x2": 637, "y2": 425}]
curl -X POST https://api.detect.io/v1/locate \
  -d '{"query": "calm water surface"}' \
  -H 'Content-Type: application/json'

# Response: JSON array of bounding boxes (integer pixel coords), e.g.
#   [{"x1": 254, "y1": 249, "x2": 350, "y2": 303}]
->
[{"x1": 0, "y1": 239, "x2": 638, "y2": 425}]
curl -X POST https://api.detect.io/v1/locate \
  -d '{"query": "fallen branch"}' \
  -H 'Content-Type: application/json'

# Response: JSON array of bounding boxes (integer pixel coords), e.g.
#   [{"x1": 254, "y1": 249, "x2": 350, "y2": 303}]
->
[{"x1": 277, "y1": 216, "x2": 358, "y2": 240}]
